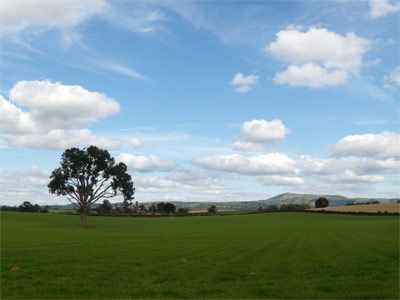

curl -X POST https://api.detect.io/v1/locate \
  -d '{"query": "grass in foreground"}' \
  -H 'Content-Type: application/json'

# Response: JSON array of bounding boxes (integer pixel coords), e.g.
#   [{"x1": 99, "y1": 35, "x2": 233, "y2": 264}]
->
[{"x1": 1, "y1": 212, "x2": 399, "y2": 299}]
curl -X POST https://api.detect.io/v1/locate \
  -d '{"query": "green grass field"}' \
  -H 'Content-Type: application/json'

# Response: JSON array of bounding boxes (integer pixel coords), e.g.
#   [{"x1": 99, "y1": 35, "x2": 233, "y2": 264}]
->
[{"x1": 1, "y1": 212, "x2": 399, "y2": 299}]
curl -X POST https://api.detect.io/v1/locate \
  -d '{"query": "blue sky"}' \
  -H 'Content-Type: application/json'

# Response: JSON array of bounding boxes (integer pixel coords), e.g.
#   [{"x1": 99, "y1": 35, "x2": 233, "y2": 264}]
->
[{"x1": 0, "y1": 0, "x2": 399, "y2": 205}]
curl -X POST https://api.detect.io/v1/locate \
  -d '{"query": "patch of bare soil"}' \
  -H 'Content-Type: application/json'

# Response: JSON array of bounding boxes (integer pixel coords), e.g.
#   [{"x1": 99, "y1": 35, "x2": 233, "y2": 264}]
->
[{"x1": 11, "y1": 266, "x2": 20, "y2": 271}]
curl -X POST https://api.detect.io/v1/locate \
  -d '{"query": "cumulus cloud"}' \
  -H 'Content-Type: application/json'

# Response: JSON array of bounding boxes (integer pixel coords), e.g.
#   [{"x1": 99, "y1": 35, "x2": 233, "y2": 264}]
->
[
  {"x1": 266, "y1": 27, "x2": 370, "y2": 87},
  {"x1": 1, "y1": 129, "x2": 121, "y2": 150},
  {"x1": 321, "y1": 170, "x2": 384, "y2": 184},
  {"x1": 242, "y1": 119, "x2": 290, "y2": 143},
  {"x1": 298, "y1": 155, "x2": 400, "y2": 176},
  {"x1": 328, "y1": 131, "x2": 400, "y2": 159},
  {"x1": 193, "y1": 153, "x2": 299, "y2": 176},
  {"x1": 0, "y1": 166, "x2": 55, "y2": 205},
  {"x1": 258, "y1": 175, "x2": 305, "y2": 186},
  {"x1": 369, "y1": 0, "x2": 400, "y2": 18},
  {"x1": 230, "y1": 140, "x2": 264, "y2": 152},
  {"x1": 0, "y1": 0, "x2": 107, "y2": 36},
  {"x1": 129, "y1": 138, "x2": 143, "y2": 148},
  {"x1": 134, "y1": 169, "x2": 224, "y2": 194},
  {"x1": 0, "y1": 80, "x2": 121, "y2": 150},
  {"x1": 274, "y1": 63, "x2": 348, "y2": 88},
  {"x1": 230, "y1": 73, "x2": 259, "y2": 93},
  {"x1": 116, "y1": 153, "x2": 176, "y2": 172},
  {"x1": 230, "y1": 119, "x2": 289, "y2": 152},
  {"x1": 135, "y1": 176, "x2": 179, "y2": 193},
  {"x1": 9, "y1": 80, "x2": 119, "y2": 129}
]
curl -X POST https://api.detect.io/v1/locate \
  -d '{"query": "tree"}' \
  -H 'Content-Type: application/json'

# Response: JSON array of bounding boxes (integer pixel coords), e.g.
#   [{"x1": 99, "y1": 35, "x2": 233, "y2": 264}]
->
[
  {"x1": 122, "y1": 198, "x2": 133, "y2": 211},
  {"x1": 97, "y1": 200, "x2": 113, "y2": 214},
  {"x1": 163, "y1": 203, "x2": 176, "y2": 214},
  {"x1": 315, "y1": 197, "x2": 329, "y2": 208},
  {"x1": 18, "y1": 201, "x2": 34, "y2": 212},
  {"x1": 208, "y1": 205, "x2": 217, "y2": 214},
  {"x1": 177, "y1": 207, "x2": 189, "y2": 215},
  {"x1": 48, "y1": 146, "x2": 134, "y2": 226}
]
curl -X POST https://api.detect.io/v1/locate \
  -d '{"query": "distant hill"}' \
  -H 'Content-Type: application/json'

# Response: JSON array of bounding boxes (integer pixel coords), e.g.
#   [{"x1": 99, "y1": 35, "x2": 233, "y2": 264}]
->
[{"x1": 44, "y1": 193, "x2": 399, "y2": 211}]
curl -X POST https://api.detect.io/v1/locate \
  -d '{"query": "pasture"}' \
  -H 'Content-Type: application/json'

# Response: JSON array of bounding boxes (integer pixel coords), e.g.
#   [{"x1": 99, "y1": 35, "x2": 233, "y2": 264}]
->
[{"x1": 1, "y1": 212, "x2": 399, "y2": 299}]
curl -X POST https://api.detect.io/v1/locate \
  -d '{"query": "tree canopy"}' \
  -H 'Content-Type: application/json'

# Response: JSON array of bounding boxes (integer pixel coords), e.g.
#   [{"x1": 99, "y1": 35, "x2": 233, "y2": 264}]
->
[
  {"x1": 315, "y1": 197, "x2": 329, "y2": 208},
  {"x1": 48, "y1": 146, "x2": 134, "y2": 226},
  {"x1": 208, "y1": 205, "x2": 217, "y2": 213}
]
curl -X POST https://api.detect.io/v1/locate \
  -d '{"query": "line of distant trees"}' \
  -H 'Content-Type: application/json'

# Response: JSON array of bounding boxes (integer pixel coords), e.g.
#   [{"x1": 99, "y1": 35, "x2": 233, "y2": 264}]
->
[
  {"x1": 258, "y1": 203, "x2": 311, "y2": 212},
  {"x1": 347, "y1": 200, "x2": 380, "y2": 205},
  {"x1": 95, "y1": 200, "x2": 191, "y2": 215},
  {"x1": 1, "y1": 201, "x2": 49, "y2": 213}
]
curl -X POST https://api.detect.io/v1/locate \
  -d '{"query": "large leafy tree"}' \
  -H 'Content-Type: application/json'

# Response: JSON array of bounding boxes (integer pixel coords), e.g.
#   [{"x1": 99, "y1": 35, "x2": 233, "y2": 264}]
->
[
  {"x1": 315, "y1": 197, "x2": 329, "y2": 208},
  {"x1": 48, "y1": 146, "x2": 134, "y2": 226}
]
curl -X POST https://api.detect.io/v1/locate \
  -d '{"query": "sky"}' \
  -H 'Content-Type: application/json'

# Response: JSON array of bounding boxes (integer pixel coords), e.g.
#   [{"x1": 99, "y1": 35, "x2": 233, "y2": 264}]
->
[{"x1": 0, "y1": 0, "x2": 399, "y2": 206}]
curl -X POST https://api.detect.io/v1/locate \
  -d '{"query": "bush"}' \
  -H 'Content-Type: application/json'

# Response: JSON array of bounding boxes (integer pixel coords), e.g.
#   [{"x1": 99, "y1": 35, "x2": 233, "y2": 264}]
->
[
  {"x1": 315, "y1": 197, "x2": 329, "y2": 208},
  {"x1": 177, "y1": 208, "x2": 189, "y2": 215},
  {"x1": 208, "y1": 205, "x2": 217, "y2": 214},
  {"x1": 96, "y1": 200, "x2": 113, "y2": 214}
]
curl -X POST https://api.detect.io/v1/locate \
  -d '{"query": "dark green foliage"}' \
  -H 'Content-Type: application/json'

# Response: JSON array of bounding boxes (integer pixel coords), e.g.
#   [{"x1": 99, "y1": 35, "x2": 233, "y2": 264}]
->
[
  {"x1": 48, "y1": 146, "x2": 134, "y2": 226},
  {"x1": 163, "y1": 203, "x2": 176, "y2": 214},
  {"x1": 208, "y1": 205, "x2": 217, "y2": 213},
  {"x1": 0, "y1": 205, "x2": 18, "y2": 212},
  {"x1": 156, "y1": 202, "x2": 176, "y2": 214},
  {"x1": 315, "y1": 197, "x2": 329, "y2": 208},
  {"x1": 123, "y1": 198, "x2": 133, "y2": 211},
  {"x1": 96, "y1": 200, "x2": 113, "y2": 214},
  {"x1": 177, "y1": 207, "x2": 189, "y2": 215},
  {"x1": 267, "y1": 204, "x2": 279, "y2": 211},
  {"x1": 1, "y1": 202, "x2": 49, "y2": 213},
  {"x1": 17, "y1": 202, "x2": 43, "y2": 213},
  {"x1": 258, "y1": 203, "x2": 309, "y2": 212}
]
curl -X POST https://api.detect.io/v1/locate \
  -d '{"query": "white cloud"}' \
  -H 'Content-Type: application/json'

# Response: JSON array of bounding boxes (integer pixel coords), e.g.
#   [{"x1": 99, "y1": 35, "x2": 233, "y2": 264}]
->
[
  {"x1": 0, "y1": 95, "x2": 36, "y2": 134},
  {"x1": 274, "y1": 63, "x2": 348, "y2": 88},
  {"x1": 95, "y1": 61, "x2": 149, "y2": 81},
  {"x1": 258, "y1": 175, "x2": 305, "y2": 186},
  {"x1": 369, "y1": 0, "x2": 400, "y2": 18},
  {"x1": 230, "y1": 140, "x2": 264, "y2": 152},
  {"x1": 328, "y1": 131, "x2": 400, "y2": 159},
  {"x1": 230, "y1": 73, "x2": 259, "y2": 93},
  {"x1": 266, "y1": 27, "x2": 370, "y2": 87},
  {"x1": 242, "y1": 119, "x2": 289, "y2": 143},
  {"x1": 68, "y1": 129, "x2": 122, "y2": 150},
  {"x1": 129, "y1": 138, "x2": 143, "y2": 148},
  {"x1": 0, "y1": 0, "x2": 107, "y2": 36},
  {"x1": 321, "y1": 170, "x2": 384, "y2": 184},
  {"x1": 389, "y1": 66, "x2": 400, "y2": 85},
  {"x1": 1, "y1": 129, "x2": 121, "y2": 150},
  {"x1": 116, "y1": 153, "x2": 176, "y2": 172},
  {"x1": 0, "y1": 166, "x2": 56, "y2": 205},
  {"x1": 9, "y1": 80, "x2": 119, "y2": 129},
  {"x1": 135, "y1": 169, "x2": 225, "y2": 194},
  {"x1": 298, "y1": 155, "x2": 400, "y2": 175},
  {"x1": 135, "y1": 176, "x2": 179, "y2": 193},
  {"x1": 0, "y1": 80, "x2": 121, "y2": 150},
  {"x1": 102, "y1": 2, "x2": 165, "y2": 33},
  {"x1": 193, "y1": 153, "x2": 299, "y2": 176}
]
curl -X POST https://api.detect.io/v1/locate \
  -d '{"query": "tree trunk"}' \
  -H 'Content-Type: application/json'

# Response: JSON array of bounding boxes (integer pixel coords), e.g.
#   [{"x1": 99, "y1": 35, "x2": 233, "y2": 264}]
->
[{"x1": 80, "y1": 210, "x2": 88, "y2": 227}]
